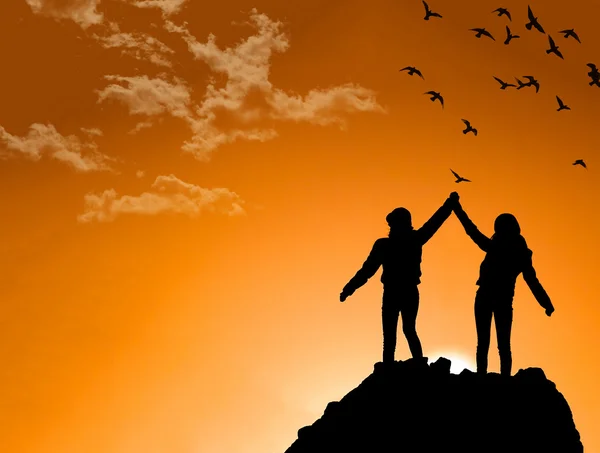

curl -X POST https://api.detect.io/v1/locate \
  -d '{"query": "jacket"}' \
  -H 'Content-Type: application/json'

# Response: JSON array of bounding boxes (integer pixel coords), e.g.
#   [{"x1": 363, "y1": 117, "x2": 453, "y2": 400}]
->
[
  {"x1": 342, "y1": 197, "x2": 454, "y2": 295},
  {"x1": 453, "y1": 204, "x2": 553, "y2": 310}
]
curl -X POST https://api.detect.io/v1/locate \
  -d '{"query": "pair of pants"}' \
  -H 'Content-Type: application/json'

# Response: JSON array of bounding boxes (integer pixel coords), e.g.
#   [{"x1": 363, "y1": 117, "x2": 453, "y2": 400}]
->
[
  {"x1": 381, "y1": 285, "x2": 422, "y2": 363},
  {"x1": 474, "y1": 288, "x2": 514, "y2": 375}
]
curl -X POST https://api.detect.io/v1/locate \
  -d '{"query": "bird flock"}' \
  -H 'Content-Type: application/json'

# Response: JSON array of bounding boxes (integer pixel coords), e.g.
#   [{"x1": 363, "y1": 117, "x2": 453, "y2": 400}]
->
[{"x1": 400, "y1": 2, "x2": 596, "y2": 183}]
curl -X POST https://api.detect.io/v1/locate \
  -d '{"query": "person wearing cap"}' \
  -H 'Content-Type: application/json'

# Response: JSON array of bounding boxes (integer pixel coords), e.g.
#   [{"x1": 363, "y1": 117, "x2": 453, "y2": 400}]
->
[{"x1": 340, "y1": 192, "x2": 459, "y2": 364}]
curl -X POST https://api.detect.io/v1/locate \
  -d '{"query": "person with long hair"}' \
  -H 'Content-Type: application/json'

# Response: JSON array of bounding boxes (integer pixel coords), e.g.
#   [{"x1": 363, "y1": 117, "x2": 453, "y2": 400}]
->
[
  {"x1": 452, "y1": 195, "x2": 555, "y2": 376},
  {"x1": 340, "y1": 192, "x2": 458, "y2": 364}
]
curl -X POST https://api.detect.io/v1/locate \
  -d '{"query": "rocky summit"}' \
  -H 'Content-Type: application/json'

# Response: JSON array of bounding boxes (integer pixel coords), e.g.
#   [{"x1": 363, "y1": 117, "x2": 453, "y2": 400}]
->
[{"x1": 285, "y1": 357, "x2": 583, "y2": 453}]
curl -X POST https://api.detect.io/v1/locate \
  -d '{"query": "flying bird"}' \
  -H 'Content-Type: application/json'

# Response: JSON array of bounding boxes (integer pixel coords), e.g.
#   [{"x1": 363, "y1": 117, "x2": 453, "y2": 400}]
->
[
  {"x1": 587, "y1": 63, "x2": 600, "y2": 86},
  {"x1": 462, "y1": 119, "x2": 478, "y2": 136},
  {"x1": 573, "y1": 159, "x2": 587, "y2": 169},
  {"x1": 522, "y1": 75, "x2": 540, "y2": 93},
  {"x1": 546, "y1": 35, "x2": 564, "y2": 59},
  {"x1": 587, "y1": 63, "x2": 599, "y2": 74},
  {"x1": 556, "y1": 96, "x2": 570, "y2": 111},
  {"x1": 504, "y1": 26, "x2": 520, "y2": 44},
  {"x1": 515, "y1": 77, "x2": 529, "y2": 90},
  {"x1": 494, "y1": 76, "x2": 516, "y2": 89},
  {"x1": 399, "y1": 66, "x2": 424, "y2": 79},
  {"x1": 423, "y1": 1, "x2": 442, "y2": 20},
  {"x1": 451, "y1": 169, "x2": 471, "y2": 183},
  {"x1": 559, "y1": 29, "x2": 581, "y2": 43},
  {"x1": 470, "y1": 28, "x2": 495, "y2": 40},
  {"x1": 424, "y1": 90, "x2": 444, "y2": 108},
  {"x1": 525, "y1": 6, "x2": 545, "y2": 33},
  {"x1": 492, "y1": 7, "x2": 511, "y2": 21}
]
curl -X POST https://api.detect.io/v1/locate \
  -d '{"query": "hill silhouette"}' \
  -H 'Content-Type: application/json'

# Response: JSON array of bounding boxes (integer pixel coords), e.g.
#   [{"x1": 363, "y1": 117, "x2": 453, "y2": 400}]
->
[{"x1": 284, "y1": 357, "x2": 583, "y2": 453}]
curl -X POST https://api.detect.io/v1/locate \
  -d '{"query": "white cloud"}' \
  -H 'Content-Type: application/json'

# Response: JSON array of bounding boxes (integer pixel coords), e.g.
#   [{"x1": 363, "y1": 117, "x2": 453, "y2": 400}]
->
[
  {"x1": 78, "y1": 174, "x2": 245, "y2": 222},
  {"x1": 93, "y1": 30, "x2": 175, "y2": 68},
  {"x1": 97, "y1": 9, "x2": 384, "y2": 161},
  {"x1": 268, "y1": 84, "x2": 386, "y2": 127},
  {"x1": 81, "y1": 127, "x2": 103, "y2": 136},
  {"x1": 128, "y1": 120, "x2": 155, "y2": 134},
  {"x1": 131, "y1": 0, "x2": 187, "y2": 16},
  {"x1": 181, "y1": 119, "x2": 278, "y2": 161},
  {"x1": 0, "y1": 123, "x2": 114, "y2": 172},
  {"x1": 165, "y1": 9, "x2": 384, "y2": 158},
  {"x1": 25, "y1": 0, "x2": 104, "y2": 28},
  {"x1": 96, "y1": 74, "x2": 192, "y2": 117}
]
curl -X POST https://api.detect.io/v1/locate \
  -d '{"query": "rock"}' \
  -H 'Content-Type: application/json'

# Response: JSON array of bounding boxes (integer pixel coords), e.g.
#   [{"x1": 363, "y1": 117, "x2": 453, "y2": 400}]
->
[
  {"x1": 430, "y1": 357, "x2": 451, "y2": 375},
  {"x1": 284, "y1": 358, "x2": 583, "y2": 453}
]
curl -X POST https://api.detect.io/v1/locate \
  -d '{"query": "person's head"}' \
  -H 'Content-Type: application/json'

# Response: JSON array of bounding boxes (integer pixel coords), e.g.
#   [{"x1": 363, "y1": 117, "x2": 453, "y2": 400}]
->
[
  {"x1": 386, "y1": 207, "x2": 413, "y2": 233},
  {"x1": 493, "y1": 213, "x2": 521, "y2": 238}
]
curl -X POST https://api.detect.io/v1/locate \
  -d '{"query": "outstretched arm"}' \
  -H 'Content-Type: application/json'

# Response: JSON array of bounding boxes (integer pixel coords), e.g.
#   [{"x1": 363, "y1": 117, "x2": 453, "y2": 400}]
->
[
  {"x1": 416, "y1": 194, "x2": 455, "y2": 245},
  {"x1": 522, "y1": 250, "x2": 554, "y2": 315},
  {"x1": 453, "y1": 200, "x2": 492, "y2": 252},
  {"x1": 340, "y1": 239, "x2": 383, "y2": 301}
]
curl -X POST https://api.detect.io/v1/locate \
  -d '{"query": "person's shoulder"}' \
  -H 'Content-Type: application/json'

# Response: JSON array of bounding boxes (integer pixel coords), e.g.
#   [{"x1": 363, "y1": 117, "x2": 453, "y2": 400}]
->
[{"x1": 374, "y1": 237, "x2": 389, "y2": 246}]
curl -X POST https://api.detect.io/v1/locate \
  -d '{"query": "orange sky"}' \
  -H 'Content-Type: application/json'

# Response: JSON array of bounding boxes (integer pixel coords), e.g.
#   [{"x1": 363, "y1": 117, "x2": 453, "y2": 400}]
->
[{"x1": 1, "y1": 1, "x2": 600, "y2": 452}]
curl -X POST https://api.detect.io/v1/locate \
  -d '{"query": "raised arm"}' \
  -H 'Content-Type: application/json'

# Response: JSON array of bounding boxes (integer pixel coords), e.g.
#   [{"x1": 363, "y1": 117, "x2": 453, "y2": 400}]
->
[
  {"x1": 522, "y1": 250, "x2": 554, "y2": 315},
  {"x1": 453, "y1": 200, "x2": 492, "y2": 252},
  {"x1": 340, "y1": 239, "x2": 384, "y2": 300},
  {"x1": 416, "y1": 195, "x2": 455, "y2": 245}
]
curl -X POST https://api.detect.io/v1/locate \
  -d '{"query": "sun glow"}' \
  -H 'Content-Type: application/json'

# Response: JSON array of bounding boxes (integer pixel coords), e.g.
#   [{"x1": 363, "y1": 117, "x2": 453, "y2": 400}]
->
[{"x1": 429, "y1": 352, "x2": 475, "y2": 374}]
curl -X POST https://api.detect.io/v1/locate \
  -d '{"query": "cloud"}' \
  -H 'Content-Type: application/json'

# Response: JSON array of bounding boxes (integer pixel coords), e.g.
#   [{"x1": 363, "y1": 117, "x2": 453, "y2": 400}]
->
[
  {"x1": 92, "y1": 28, "x2": 175, "y2": 68},
  {"x1": 268, "y1": 84, "x2": 386, "y2": 127},
  {"x1": 131, "y1": 0, "x2": 187, "y2": 16},
  {"x1": 25, "y1": 0, "x2": 104, "y2": 28},
  {"x1": 0, "y1": 123, "x2": 114, "y2": 172},
  {"x1": 81, "y1": 127, "x2": 103, "y2": 136},
  {"x1": 96, "y1": 74, "x2": 192, "y2": 117},
  {"x1": 128, "y1": 120, "x2": 155, "y2": 134},
  {"x1": 181, "y1": 120, "x2": 278, "y2": 161},
  {"x1": 164, "y1": 9, "x2": 384, "y2": 157},
  {"x1": 78, "y1": 174, "x2": 245, "y2": 222},
  {"x1": 97, "y1": 9, "x2": 384, "y2": 161},
  {"x1": 136, "y1": 169, "x2": 145, "y2": 178}
]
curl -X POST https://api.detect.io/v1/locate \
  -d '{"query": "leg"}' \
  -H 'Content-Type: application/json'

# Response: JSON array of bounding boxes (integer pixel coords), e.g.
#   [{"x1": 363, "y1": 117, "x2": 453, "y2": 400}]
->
[
  {"x1": 474, "y1": 290, "x2": 493, "y2": 374},
  {"x1": 382, "y1": 290, "x2": 401, "y2": 363},
  {"x1": 400, "y1": 286, "x2": 423, "y2": 359},
  {"x1": 494, "y1": 302, "x2": 514, "y2": 376}
]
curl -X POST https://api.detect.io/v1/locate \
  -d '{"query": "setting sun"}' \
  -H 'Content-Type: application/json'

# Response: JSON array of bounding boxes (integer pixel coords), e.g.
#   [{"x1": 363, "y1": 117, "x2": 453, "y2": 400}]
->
[
  {"x1": 2, "y1": 1, "x2": 600, "y2": 453},
  {"x1": 430, "y1": 353, "x2": 476, "y2": 374}
]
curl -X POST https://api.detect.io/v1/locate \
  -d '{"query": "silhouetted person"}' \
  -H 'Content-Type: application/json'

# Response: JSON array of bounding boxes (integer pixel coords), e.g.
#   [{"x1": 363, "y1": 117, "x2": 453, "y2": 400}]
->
[
  {"x1": 340, "y1": 193, "x2": 458, "y2": 364},
  {"x1": 452, "y1": 196, "x2": 554, "y2": 376}
]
